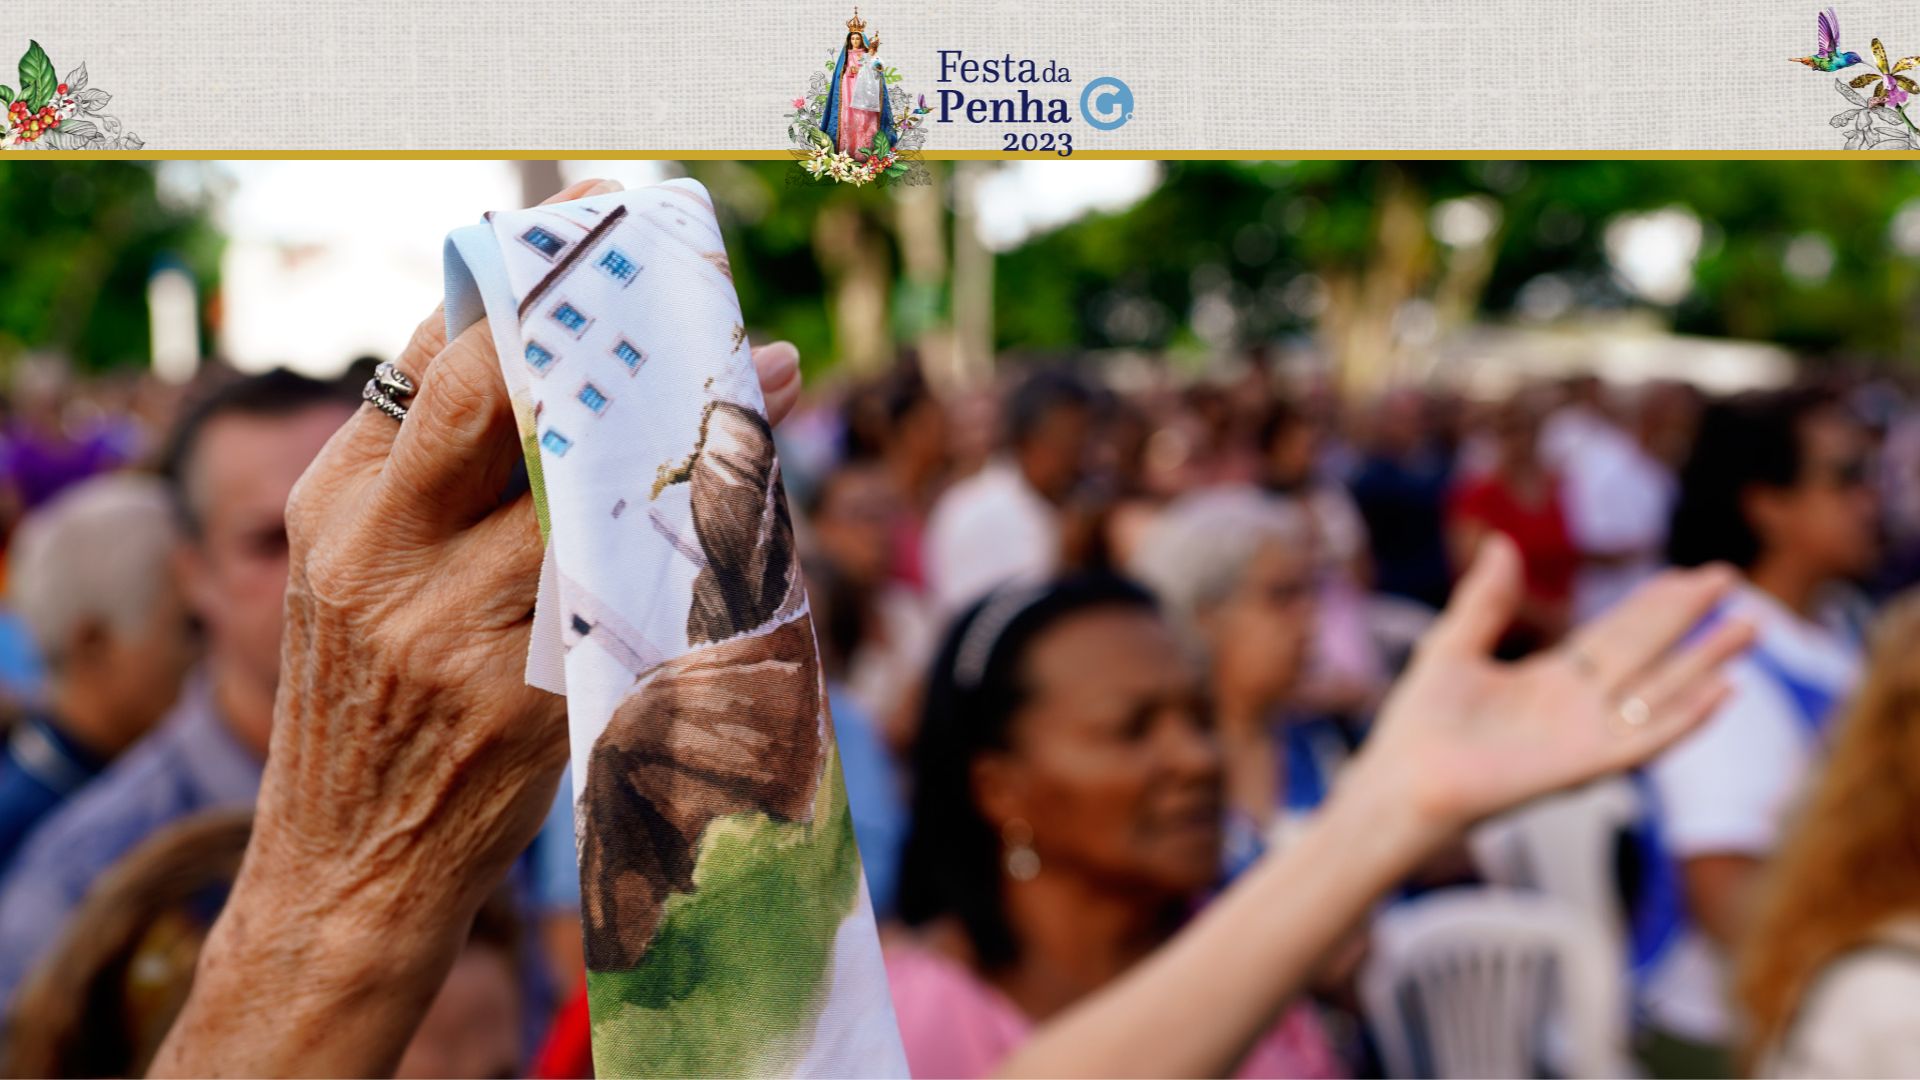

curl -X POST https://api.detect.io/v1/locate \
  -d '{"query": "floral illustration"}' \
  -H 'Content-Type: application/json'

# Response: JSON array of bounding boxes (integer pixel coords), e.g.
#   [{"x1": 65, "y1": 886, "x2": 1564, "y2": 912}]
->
[
  {"x1": 1827, "y1": 76, "x2": 1920, "y2": 149},
  {"x1": 1854, "y1": 37, "x2": 1919, "y2": 106},
  {"x1": 785, "y1": 9, "x2": 933, "y2": 187},
  {"x1": 1794, "y1": 10, "x2": 1920, "y2": 149},
  {"x1": 1, "y1": 41, "x2": 143, "y2": 150}
]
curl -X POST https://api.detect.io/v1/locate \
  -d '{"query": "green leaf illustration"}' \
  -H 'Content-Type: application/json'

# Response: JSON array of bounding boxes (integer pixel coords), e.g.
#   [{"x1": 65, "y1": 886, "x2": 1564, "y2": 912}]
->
[
  {"x1": 587, "y1": 748, "x2": 863, "y2": 1076},
  {"x1": 19, "y1": 41, "x2": 55, "y2": 110},
  {"x1": 0, "y1": 85, "x2": 13, "y2": 106}
]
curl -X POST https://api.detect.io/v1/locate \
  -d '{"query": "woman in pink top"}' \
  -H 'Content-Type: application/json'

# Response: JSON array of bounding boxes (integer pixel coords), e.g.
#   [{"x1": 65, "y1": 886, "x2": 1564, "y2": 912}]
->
[
  {"x1": 887, "y1": 542, "x2": 1755, "y2": 1078},
  {"x1": 889, "y1": 576, "x2": 1343, "y2": 1079}
]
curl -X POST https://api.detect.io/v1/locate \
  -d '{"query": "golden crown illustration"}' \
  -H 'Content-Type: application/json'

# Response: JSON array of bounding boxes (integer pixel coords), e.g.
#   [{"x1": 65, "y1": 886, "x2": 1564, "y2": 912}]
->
[{"x1": 846, "y1": 8, "x2": 867, "y2": 33}]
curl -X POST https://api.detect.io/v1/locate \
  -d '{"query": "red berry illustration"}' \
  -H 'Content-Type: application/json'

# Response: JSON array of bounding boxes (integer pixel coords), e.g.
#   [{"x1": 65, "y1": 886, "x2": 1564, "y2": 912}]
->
[{"x1": 56, "y1": 83, "x2": 67, "y2": 94}]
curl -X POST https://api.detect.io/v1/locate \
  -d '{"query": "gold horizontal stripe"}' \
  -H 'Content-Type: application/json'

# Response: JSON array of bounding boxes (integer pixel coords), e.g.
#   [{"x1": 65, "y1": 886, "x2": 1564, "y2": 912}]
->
[{"x1": 9, "y1": 149, "x2": 1919, "y2": 161}]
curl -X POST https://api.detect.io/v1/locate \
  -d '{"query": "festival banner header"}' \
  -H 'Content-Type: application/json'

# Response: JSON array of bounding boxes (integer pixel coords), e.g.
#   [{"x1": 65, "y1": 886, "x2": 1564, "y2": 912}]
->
[{"x1": 4, "y1": 2, "x2": 1920, "y2": 155}]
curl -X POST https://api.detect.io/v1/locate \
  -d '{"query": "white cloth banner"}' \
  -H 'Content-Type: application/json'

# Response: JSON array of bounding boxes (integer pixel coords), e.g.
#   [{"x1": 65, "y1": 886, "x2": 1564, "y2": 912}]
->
[{"x1": 442, "y1": 179, "x2": 906, "y2": 1078}]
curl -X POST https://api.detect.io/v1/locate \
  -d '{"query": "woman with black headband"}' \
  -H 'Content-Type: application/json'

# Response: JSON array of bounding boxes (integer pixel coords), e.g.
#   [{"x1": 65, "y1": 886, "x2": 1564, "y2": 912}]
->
[{"x1": 889, "y1": 536, "x2": 1754, "y2": 1078}]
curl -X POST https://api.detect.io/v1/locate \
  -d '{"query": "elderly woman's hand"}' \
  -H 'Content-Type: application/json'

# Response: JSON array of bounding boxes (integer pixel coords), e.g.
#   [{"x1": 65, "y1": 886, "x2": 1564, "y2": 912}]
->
[{"x1": 151, "y1": 178, "x2": 803, "y2": 1079}]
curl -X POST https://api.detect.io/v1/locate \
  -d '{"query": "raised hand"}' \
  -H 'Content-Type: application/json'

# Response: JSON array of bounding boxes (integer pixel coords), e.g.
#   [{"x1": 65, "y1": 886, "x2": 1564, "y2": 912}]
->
[
  {"x1": 995, "y1": 535, "x2": 1756, "y2": 1080},
  {"x1": 1354, "y1": 533, "x2": 1754, "y2": 837}
]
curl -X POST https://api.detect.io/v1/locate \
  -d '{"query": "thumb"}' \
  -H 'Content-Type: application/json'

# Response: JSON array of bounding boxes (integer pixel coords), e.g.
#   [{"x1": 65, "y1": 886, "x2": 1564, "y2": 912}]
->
[
  {"x1": 751, "y1": 342, "x2": 802, "y2": 427},
  {"x1": 1425, "y1": 532, "x2": 1522, "y2": 659},
  {"x1": 542, "y1": 177, "x2": 622, "y2": 206}
]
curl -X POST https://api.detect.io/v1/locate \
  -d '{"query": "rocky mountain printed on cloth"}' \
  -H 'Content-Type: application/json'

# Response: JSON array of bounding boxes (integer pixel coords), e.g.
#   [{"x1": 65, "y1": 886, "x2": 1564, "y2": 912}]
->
[{"x1": 441, "y1": 179, "x2": 906, "y2": 1078}]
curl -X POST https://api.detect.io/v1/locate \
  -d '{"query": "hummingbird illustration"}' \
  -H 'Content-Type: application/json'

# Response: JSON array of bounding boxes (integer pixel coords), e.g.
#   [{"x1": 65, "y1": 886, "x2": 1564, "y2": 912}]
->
[{"x1": 1792, "y1": 8, "x2": 1864, "y2": 71}]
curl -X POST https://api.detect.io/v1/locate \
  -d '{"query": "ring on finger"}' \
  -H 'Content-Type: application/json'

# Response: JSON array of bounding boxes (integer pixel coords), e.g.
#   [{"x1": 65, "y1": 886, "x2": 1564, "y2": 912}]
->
[
  {"x1": 374, "y1": 361, "x2": 415, "y2": 398},
  {"x1": 363, "y1": 362, "x2": 416, "y2": 423},
  {"x1": 1614, "y1": 694, "x2": 1653, "y2": 732}
]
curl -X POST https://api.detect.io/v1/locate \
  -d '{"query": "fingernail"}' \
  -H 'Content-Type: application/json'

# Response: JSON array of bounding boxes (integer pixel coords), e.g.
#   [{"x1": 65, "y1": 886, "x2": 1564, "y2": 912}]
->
[
  {"x1": 584, "y1": 178, "x2": 623, "y2": 196},
  {"x1": 758, "y1": 342, "x2": 799, "y2": 385}
]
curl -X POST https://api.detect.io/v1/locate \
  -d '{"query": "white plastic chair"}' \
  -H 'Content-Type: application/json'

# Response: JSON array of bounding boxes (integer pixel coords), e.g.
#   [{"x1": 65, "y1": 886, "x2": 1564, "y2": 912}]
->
[
  {"x1": 1468, "y1": 777, "x2": 1642, "y2": 960},
  {"x1": 1360, "y1": 888, "x2": 1633, "y2": 1079}
]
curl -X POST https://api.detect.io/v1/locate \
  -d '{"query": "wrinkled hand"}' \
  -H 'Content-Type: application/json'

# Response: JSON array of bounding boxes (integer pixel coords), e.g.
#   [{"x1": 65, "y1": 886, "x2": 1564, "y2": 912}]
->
[
  {"x1": 260, "y1": 177, "x2": 802, "y2": 946},
  {"x1": 153, "y1": 178, "x2": 802, "y2": 1079},
  {"x1": 1352, "y1": 534, "x2": 1754, "y2": 839}
]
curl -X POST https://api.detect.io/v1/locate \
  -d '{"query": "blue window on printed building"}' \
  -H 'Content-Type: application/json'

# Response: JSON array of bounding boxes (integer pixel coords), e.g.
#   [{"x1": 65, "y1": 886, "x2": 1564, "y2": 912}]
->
[
  {"x1": 598, "y1": 248, "x2": 638, "y2": 283},
  {"x1": 540, "y1": 429, "x2": 573, "y2": 457},
  {"x1": 520, "y1": 227, "x2": 565, "y2": 259},
  {"x1": 578, "y1": 383, "x2": 610, "y2": 414},
  {"x1": 525, "y1": 341, "x2": 556, "y2": 373},
  {"x1": 613, "y1": 340, "x2": 646, "y2": 373},
  {"x1": 550, "y1": 302, "x2": 591, "y2": 336}
]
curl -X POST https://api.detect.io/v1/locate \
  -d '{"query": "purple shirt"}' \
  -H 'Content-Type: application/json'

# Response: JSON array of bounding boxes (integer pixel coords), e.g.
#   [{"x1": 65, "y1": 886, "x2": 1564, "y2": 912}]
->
[
  {"x1": 0, "y1": 426, "x2": 130, "y2": 511},
  {"x1": 0, "y1": 670, "x2": 261, "y2": 1005}
]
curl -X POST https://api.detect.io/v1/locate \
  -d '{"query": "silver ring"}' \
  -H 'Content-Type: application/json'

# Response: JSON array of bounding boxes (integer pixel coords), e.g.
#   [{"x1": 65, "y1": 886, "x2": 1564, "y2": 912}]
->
[
  {"x1": 362, "y1": 362, "x2": 415, "y2": 423},
  {"x1": 374, "y1": 361, "x2": 415, "y2": 398},
  {"x1": 362, "y1": 379, "x2": 408, "y2": 422},
  {"x1": 1616, "y1": 695, "x2": 1652, "y2": 729}
]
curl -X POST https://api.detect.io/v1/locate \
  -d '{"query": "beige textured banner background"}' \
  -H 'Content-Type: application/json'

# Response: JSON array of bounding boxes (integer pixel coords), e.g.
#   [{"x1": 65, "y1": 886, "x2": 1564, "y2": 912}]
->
[{"x1": 1, "y1": 0, "x2": 1910, "y2": 149}]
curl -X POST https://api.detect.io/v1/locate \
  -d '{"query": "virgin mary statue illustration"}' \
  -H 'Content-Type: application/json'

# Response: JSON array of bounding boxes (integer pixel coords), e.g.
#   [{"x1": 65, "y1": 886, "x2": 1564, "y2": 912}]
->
[{"x1": 820, "y1": 9, "x2": 895, "y2": 155}]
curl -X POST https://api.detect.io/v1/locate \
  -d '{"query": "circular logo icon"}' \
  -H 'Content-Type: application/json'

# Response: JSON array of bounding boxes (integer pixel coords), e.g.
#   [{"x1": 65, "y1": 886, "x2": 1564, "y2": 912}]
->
[{"x1": 1080, "y1": 77, "x2": 1134, "y2": 131}]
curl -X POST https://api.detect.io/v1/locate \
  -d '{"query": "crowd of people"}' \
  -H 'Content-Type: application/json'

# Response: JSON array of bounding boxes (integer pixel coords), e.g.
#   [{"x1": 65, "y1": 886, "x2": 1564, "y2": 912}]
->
[
  {"x1": 0, "y1": 288, "x2": 1915, "y2": 1077},
  {"x1": 789, "y1": 358, "x2": 1916, "y2": 1078}
]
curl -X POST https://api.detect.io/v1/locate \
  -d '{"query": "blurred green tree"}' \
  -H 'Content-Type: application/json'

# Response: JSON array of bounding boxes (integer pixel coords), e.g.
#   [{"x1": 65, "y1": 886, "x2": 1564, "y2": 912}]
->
[
  {"x1": 993, "y1": 161, "x2": 1920, "y2": 390},
  {"x1": 14, "y1": 159, "x2": 1920, "y2": 388},
  {"x1": 0, "y1": 160, "x2": 224, "y2": 375},
  {"x1": 685, "y1": 160, "x2": 914, "y2": 381}
]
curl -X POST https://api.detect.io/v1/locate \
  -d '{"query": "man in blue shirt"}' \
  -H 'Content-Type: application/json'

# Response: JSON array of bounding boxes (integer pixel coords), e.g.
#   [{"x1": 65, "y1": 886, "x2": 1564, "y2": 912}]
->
[
  {"x1": 0, "y1": 713, "x2": 106, "y2": 865},
  {"x1": 1349, "y1": 390, "x2": 1456, "y2": 612},
  {"x1": 0, "y1": 371, "x2": 358, "y2": 1003},
  {"x1": 0, "y1": 474, "x2": 196, "y2": 869}
]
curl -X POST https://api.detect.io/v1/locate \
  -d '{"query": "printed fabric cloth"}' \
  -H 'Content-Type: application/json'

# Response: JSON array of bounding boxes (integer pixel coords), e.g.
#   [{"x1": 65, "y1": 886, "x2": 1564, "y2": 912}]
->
[{"x1": 443, "y1": 179, "x2": 906, "y2": 1077}]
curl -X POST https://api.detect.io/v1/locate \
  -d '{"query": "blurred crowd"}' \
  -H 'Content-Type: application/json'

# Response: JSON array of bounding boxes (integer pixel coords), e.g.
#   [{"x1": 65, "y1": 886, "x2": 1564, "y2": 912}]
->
[{"x1": 0, "y1": 342, "x2": 1915, "y2": 1078}]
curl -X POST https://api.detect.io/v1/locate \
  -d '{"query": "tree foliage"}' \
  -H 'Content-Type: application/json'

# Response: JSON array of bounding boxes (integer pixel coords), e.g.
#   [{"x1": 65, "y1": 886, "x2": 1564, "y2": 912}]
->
[
  {"x1": 995, "y1": 160, "x2": 1920, "y2": 367},
  {"x1": 0, "y1": 160, "x2": 223, "y2": 374},
  {"x1": 12, "y1": 159, "x2": 1920, "y2": 381}
]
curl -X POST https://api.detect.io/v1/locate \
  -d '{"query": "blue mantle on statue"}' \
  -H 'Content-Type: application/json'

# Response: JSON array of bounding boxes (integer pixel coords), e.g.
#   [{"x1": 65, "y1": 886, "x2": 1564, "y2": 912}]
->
[{"x1": 819, "y1": 43, "x2": 896, "y2": 154}]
